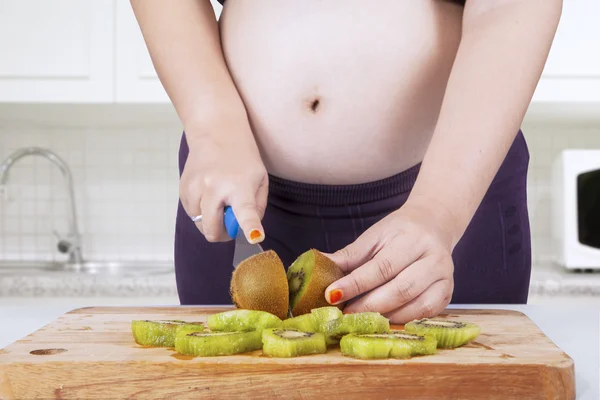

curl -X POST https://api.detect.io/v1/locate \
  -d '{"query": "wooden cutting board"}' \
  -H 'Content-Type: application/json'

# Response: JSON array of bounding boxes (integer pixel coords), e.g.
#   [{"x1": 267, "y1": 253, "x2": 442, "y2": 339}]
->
[{"x1": 0, "y1": 307, "x2": 574, "y2": 400}]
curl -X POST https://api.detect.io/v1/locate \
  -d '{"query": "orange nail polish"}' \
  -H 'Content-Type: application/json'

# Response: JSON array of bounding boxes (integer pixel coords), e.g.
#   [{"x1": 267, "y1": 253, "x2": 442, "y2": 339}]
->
[
  {"x1": 249, "y1": 229, "x2": 262, "y2": 241},
  {"x1": 329, "y1": 289, "x2": 343, "y2": 304}
]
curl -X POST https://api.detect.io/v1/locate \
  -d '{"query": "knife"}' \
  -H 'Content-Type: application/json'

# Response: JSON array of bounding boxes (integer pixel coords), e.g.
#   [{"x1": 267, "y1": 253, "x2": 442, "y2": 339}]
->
[
  {"x1": 223, "y1": 206, "x2": 264, "y2": 269},
  {"x1": 224, "y1": 206, "x2": 293, "y2": 317}
]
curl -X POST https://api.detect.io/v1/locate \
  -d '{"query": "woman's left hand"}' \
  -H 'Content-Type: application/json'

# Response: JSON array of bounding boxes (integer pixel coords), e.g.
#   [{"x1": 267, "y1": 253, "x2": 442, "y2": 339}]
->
[{"x1": 325, "y1": 196, "x2": 457, "y2": 324}]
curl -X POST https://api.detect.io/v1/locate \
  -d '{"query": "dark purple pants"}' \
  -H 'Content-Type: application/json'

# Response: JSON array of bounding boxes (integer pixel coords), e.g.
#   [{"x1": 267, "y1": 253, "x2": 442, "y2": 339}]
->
[{"x1": 175, "y1": 131, "x2": 531, "y2": 305}]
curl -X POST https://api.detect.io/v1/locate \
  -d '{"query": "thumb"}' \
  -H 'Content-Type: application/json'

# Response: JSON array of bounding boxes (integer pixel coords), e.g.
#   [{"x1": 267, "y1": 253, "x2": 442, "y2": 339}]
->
[
  {"x1": 230, "y1": 193, "x2": 265, "y2": 244},
  {"x1": 325, "y1": 230, "x2": 380, "y2": 274}
]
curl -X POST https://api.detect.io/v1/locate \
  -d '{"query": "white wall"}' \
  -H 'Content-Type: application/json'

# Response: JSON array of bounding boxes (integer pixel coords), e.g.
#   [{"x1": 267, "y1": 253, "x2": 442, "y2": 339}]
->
[{"x1": 0, "y1": 104, "x2": 598, "y2": 265}]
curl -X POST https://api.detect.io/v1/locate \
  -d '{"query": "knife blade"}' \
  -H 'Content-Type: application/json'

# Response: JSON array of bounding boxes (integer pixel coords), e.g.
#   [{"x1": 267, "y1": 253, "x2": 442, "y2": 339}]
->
[{"x1": 223, "y1": 206, "x2": 263, "y2": 269}]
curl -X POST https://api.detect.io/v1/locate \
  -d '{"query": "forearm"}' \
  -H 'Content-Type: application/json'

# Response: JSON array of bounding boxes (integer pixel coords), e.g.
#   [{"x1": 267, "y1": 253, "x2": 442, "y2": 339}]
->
[
  {"x1": 131, "y1": 0, "x2": 253, "y2": 146},
  {"x1": 408, "y1": 0, "x2": 561, "y2": 247}
]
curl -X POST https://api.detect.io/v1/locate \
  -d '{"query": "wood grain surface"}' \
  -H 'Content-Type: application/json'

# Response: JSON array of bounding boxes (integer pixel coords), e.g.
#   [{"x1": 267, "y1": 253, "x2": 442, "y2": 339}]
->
[{"x1": 0, "y1": 307, "x2": 575, "y2": 399}]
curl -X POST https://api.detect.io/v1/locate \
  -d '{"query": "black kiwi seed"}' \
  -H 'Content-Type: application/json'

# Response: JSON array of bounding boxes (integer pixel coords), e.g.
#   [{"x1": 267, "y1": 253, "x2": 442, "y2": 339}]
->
[{"x1": 414, "y1": 319, "x2": 466, "y2": 329}]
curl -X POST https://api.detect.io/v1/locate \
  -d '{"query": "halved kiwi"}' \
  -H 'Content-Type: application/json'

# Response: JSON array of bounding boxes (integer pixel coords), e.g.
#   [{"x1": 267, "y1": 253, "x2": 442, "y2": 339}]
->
[
  {"x1": 207, "y1": 310, "x2": 282, "y2": 332},
  {"x1": 175, "y1": 330, "x2": 263, "y2": 357},
  {"x1": 262, "y1": 328, "x2": 327, "y2": 358},
  {"x1": 131, "y1": 320, "x2": 204, "y2": 347},
  {"x1": 229, "y1": 250, "x2": 289, "y2": 320},
  {"x1": 288, "y1": 249, "x2": 344, "y2": 316},
  {"x1": 404, "y1": 318, "x2": 481, "y2": 348}
]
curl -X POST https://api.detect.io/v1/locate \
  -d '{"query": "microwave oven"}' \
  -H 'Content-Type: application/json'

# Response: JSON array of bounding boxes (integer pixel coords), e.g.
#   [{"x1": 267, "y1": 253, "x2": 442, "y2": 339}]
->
[{"x1": 552, "y1": 149, "x2": 600, "y2": 269}]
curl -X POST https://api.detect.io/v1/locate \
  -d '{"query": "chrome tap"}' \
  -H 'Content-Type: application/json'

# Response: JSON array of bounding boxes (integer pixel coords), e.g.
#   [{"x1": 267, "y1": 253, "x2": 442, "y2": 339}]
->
[{"x1": 0, "y1": 147, "x2": 84, "y2": 266}]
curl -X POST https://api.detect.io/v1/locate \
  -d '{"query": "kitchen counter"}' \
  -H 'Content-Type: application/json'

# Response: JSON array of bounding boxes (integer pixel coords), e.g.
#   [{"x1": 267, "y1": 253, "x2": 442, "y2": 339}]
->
[
  {"x1": 0, "y1": 299, "x2": 597, "y2": 399},
  {"x1": 529, "y1": 263, "x2": 600, "y2": 296},
  {"x1": 2, "y1": 262, "x2": 600, "y2": 298}
]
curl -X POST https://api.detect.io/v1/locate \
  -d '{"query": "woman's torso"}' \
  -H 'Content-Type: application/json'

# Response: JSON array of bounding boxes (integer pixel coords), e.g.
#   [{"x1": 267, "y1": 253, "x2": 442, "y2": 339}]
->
[{"x1": 219, "y1": 0, "x2": 463, "y2": 184}]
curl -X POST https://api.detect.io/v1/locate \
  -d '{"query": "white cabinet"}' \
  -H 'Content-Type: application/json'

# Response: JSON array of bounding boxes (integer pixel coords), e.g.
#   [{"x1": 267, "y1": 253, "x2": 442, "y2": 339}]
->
[
  {"x1": 0, "y1": 0, "x2": 114, "y2": 102},
  {"x1": 0, "y1": 1, "x2": 597, "y2": 104},
  {"x1": 533, "y1": 0, "x2": 600, "y2": 102},
  {"x1": 114, "y1": 0, "x2": 223, "y2": 103}
]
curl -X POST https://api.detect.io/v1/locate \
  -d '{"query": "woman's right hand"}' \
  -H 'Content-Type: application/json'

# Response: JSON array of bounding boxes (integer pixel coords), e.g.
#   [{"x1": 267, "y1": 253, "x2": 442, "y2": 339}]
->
[{"x1": 180, "y1": 123, "x2": 268, "y2": 244}]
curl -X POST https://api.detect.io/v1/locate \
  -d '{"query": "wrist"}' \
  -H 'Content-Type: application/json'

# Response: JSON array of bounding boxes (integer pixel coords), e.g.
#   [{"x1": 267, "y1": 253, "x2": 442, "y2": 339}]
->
[
  {"x1": 184, "y1": 111, "x2": 257, "y2": 149},
  {"x1": 401, "y1": 193, "x2": 464, "y2": 250}
]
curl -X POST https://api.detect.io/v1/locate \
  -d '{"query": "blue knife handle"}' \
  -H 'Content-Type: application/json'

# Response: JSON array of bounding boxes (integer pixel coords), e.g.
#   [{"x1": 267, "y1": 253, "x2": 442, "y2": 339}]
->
[{"x1": 224, "y1": 206, "x2": 239, "y2": 239}]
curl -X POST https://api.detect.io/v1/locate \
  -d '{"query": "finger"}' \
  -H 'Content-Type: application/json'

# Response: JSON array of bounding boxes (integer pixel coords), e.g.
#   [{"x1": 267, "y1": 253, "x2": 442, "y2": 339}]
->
[
  {"x1": 200, "y1": 195, "x2": 228, "y2": 242},
  {"x1": 343, "y1": 256, "x2": 444, "y2": 314},
  {"x1": 384, "y1": 279, "x2": 453, "y2": 324},
  {"x1": 325, "y1": 238, "x2": 422, "y2": 305},
  {"x1": 325, "y1": 228, "x2": 383, "y2": 274},
  {"x1": 229, "y1": 190, "x2": 265, "y2": 244},
  {"x1": 180, "y1": 190, "x2": 205, "y2": 234}
]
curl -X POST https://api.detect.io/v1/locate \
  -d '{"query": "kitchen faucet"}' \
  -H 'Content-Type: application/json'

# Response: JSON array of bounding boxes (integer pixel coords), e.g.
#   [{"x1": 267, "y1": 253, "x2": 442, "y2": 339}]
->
[{"x1": 0, "y1": 147, "x2": 84, "y2": 267}]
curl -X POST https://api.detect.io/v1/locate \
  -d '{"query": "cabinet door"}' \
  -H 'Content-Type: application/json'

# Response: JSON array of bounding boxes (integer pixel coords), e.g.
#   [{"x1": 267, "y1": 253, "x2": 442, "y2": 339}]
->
[
  {"x1": 534, "y1": 0, "x2": 600, "y2": 102},
  {"x1": 115, "y1": 0, "x2": 223, "y2": 103},
  {"x1": 0, "y1": 0, "x2": 113, "y2": 102}
]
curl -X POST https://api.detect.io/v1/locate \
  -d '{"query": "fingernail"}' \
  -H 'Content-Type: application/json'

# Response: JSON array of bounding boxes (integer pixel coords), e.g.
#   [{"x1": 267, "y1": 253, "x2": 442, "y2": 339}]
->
[
  {"x1": 328, "y1": 289, "x2": 343, "y2": 304},
  {"x1": 249, "y1": 229, "x2": 263, "y2": 242}
]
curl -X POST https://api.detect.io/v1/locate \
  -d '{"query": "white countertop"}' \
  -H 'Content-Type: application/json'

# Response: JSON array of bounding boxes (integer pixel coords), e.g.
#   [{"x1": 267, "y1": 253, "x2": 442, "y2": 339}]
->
[
  {"x1": 2, "y1": 262, "x2": 600, "y2": 298},
  {"x1": 0, "y1": 298, "x2": 597, "y2": 399}
]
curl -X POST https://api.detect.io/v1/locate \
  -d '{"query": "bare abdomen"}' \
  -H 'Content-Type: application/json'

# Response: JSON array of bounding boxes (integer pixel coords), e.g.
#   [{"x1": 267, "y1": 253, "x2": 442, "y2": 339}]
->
[{"x1": 220, "y1": 0, "x2": 463, "y2": 184}]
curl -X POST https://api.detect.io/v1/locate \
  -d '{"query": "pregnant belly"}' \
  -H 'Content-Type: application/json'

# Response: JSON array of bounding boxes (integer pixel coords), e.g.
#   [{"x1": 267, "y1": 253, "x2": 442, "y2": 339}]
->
[{"x1": 220, "y1": 0, "x2": 463, "y2": 184}]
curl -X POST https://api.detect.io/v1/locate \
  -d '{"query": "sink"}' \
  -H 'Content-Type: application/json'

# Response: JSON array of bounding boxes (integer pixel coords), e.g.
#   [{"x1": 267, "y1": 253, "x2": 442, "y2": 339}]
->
[{"x1": 0, "y1": 261, "x2": 174, "y2": 277}]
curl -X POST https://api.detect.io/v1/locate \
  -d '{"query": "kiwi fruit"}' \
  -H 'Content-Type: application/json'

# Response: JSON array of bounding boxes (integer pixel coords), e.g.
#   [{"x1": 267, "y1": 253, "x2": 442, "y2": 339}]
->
[
  {"x1": 388, "y1": 330, "x2": 437, "y2": 357},
  {"x1": 207, "y1": 310, "x2": 282, "y2": 332},
  {"x1": 131, "y1": 320, "x2": 204, "y2": 347},
  {"x1": 311, "y1": 306, "x2": 344, "y2": 345},
  {"x1": 340, "y1": 333, "x2": 397, "y2": 359},
  {"x1": 287, "y1": 249, "x2": 345, "y2": 316},
  {"x1": 175, "y1": 330, "x2": 263, "y2": 357},
  {"x1": 262, "y1": 328, "x2": 327, "y2": 358},
  {"x1": 229, "y1": 250, "x2": 289, "y2": 320},
  {"x1": 281, "y1": 313, "x2": 318, "y2": 332},
  {"x1": 340, "y1": 331, "x2": 436, "y2": 359},
  {"x1": 404, "y1": 318, "x2": 481, "y2": 348},
  {"x1": 326, "y1": 312, "x2": 390, "y2": 341}
]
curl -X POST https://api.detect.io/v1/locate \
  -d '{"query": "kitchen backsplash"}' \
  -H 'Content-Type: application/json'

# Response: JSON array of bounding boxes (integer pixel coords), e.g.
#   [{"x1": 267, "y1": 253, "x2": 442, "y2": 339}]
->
[{"x1": 0, "y1": 105, "x2": 599, "y2": 265}]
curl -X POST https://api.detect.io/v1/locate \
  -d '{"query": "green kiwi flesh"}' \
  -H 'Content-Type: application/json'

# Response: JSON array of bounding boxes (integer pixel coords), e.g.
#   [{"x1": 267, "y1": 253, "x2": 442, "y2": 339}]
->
[
  {"x1": 311, "y1": 306, "x2": 344, "y2": 345},
  {"x1": 207, "y1": 310, "x2": 282, "y2": 332},
  {"x1": 404, "y1": 318, "x2": 481, "y2": 348},
  {"x1": 262, "y1": 328, "x2": 327, "y2": 357},
  {"x1": 131, "y1": 320, "x2": 204, "y2": 347},
  {"x1": 340, "y1": 330, "x2": 436, "y2": 359},
  {"x1": 281, "y1": 313, "x2": 318, "y2": 332},
  {"x1": 175, "y1": 330, "x2": 263, "y2": 357},
  {"x1": 325, "y1": 312, "x2": 390, "y2": 341}
]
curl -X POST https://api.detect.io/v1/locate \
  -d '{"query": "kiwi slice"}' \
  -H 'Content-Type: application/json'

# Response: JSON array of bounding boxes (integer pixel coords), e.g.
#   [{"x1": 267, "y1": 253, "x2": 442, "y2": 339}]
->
[
  {"x1": 175, "y1": 330, "x2": 263, "y2": 357},
  {"x1": 287, "y1": 249, "x2": 345, "y2": 316},
  {"x1": 131, "y1": 320, "x2": 204, "y2": 347},
  {"x1": 282, "y1": 314, "x2": 318, "y2": 332},
  {"x1": 388, "y1": 330, "x2": 437, "y2": 357},
  {"x1": 326, "y1": 312, "x2": 390, "y2": 340},
  {"x1": 340, "y1": 333, "x2": 396, "y2": 359},
  {"x1": 311, "y1": 306, "x2": 344, "y2": 345},
  {"x1": 230, "y1": 250, "x2": 289, "y2": 320},
  {"x1": 340, "y1": 330, "x2": 436, "y2": 359},
  {"x1": 207, "y1": 310, "x2": 282, "y2": 332},
  {"x1": 404, "y1": 318, "x2": 481, "y2": 348},
  {"x1": 262, "y1": 328, "x2": 327, "y2": 358}
]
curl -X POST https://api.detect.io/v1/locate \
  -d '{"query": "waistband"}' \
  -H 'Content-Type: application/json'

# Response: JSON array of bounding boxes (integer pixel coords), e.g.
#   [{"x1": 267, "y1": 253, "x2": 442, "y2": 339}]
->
[{"x1": 268, "y1": 163, "x2": 420, "y2": 207}]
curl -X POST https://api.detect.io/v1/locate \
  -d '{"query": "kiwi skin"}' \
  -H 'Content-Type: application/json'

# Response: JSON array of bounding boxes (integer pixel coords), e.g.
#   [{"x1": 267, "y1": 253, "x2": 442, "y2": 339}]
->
[
  {"x1": 229, "y1": 250, "x2": 289, "y2": 320},
  {"x1": 288, "y1": 249, "x2": 345, "y2": 316}
]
